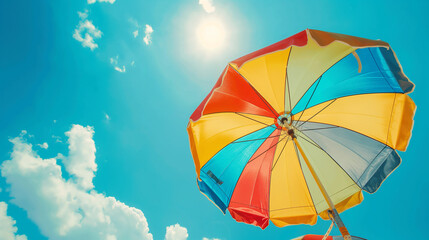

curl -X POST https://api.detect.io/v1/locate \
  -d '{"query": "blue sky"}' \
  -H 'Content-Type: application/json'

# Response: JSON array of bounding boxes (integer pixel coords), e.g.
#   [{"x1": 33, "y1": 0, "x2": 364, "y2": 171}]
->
[{"x1": 0, "y1": 0, "x2": 428, "y2": 239}]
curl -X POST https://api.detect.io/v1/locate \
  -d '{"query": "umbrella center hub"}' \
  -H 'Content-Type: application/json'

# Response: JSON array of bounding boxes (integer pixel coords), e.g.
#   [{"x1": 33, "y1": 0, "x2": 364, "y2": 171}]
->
[{"x1": 277, "y1": 113, "x2": 292, "y2": 128}]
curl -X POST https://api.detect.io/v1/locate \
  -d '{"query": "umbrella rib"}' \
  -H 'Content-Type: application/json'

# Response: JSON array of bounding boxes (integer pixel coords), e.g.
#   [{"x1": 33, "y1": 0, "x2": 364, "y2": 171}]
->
[
  {"x1": 217, "y1": 128, "x2": 279, "y2": 179},
  {"x1": 299, "y1": 123, "x2": 386, "y2": 165},
  {"x1": 246, "y1": 135, "x2": 288, "y2": 165},
  {"x1": 293, "y1": 76, "x2": 322, "y2": 127},
  {"x1": 312, "y1": 183, "x2": 357, "y2": 207},
  {"x1": 295, "y1": 99, "x2": 337, "y2": 129},
  {"x1": 295, "y1": 132, "x2": 323, "y2": 151},
  {"x1": 269, "y1": 205, "x2": 316, "y2": 212},
  {"x1": 295, "y1": 90, "x2": 400, "y2": 130},
  {"x1": 296, "y1": 131, "x2": 359, "y2": 191},
  {"x1": 385, "y1": 94, "x2": 397, "y2": 145},
  {"x1": 355, "y1": 145, "x2": 387, "y2": 187},
  {"x1": 225, "y1": 130, "x2": 282, "y2": 210},
  {"x1": 229, "y1": 201, "x2": 269, "y2": 211},
  {"x1": 285, "y1": 46, "x2": 293, "y2": 112},
  {"x1": 299, "y1": 125, "x2": 374, "y2": 165},
  {"x1": 368, "y1": 49, "x2": 396, "y2": 92},
  {"x1": 230, "y1": 65, "x2": 279, "y2": 117},
  {"x1": 270, "y1": 134, "x2": 289, "y2": 171},
  {"x1": 297, "y1": 117, "x2": 397, "y2": 148},
  {"x1": 200, "y1": 124, "x2": 276, "y2": 178},
  {"x1": 289, "y1": 49, "x2": 355, "y2": 113},
  {"x1": 211, "y1": 91, "x2": 281, "y2": 116},
  {"x1": 233, "y1": 132, "x2": 288, "y2": 143},
  {"x1": 235, "y1": 113, "x2": 276, "y2": 128},
  {"x1": 234, "y1": 112, "x2": 277, "y2": 128},
  {"x1": 299, "y1": 126, "x2": 339, "y2": 131}
]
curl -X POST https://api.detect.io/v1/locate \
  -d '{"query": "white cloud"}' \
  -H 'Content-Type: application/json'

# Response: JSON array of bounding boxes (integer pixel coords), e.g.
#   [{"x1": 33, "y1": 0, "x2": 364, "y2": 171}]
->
[
  {"x1": 0, "y1": 202, "x2": 28, "y2": 240},
  {"x1": 202, "y1": 238, "x2": 221, "y2": 240},
  {"x1": 73, "y1": 11, "x2": 102, "y2": 51},
  {"x1": 105, "y1": 113, "x2": 110, "y2": 120},
  {"x1": 110, "y1": 56, "x2": 126, "y2": 73},
  {"x1": 88, "y1": 0, "x2": 116, "y2": 4},
  {"x1": 165, "y1": 224, "x2": 188, "y2": 240},
  {"x1": 63, "y1": 125, "x2": 97, "y2": 190},
  {"x1": 130, "y1": 61, "x2": 135, "y2": 67},
  {"x1": 199, "y1": 0, "x2": 215, "y2": 13},
  {"x1": 52, "y1": 135, "x2": 62, "y2": 143},
  {"x1": 77, "y1": 10, "x2": 88, "y2": 20},
  {"x1": 143, "y1": 24, "x2": 154, "y2": 45},
  {"x1": 1, "y1": 126, "x2": 153, "y2": 240},
  {"x1": 114, "y1": 66, "x2": 126, "y2": 73},
  {"x1": 37, "y1": 142, "x2": 49, "y2": 149},
  {"x1": 130, "y1": 20, "x2": 152, "y2": 46},
  {"x1": 53, "y1": 120, "x2": 57, "y2": 123}
]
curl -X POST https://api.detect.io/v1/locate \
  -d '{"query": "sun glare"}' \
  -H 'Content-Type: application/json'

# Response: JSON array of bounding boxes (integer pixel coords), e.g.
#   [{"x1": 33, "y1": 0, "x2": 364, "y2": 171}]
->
[{"x1": 196, "y1": 18, "x2": 226, "y2": 51}]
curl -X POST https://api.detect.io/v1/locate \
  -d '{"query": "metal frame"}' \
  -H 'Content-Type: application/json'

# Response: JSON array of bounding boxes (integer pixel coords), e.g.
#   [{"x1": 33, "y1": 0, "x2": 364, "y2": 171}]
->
[{"x1": 289, "y1": 129, "x2": 352, "y2": 240}]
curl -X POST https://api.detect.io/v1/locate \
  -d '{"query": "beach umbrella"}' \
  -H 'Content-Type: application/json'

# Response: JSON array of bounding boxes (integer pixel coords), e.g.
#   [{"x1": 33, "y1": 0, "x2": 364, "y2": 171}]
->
[{"x1": 187, "y1": 29, "x2": 415, "y2": 239}]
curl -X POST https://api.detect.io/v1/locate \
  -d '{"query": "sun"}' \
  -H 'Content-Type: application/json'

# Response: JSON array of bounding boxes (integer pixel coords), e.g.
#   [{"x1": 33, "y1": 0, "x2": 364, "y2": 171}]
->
[{"x1": 196, "y1": 17, "x2": 226, "y2": 51}]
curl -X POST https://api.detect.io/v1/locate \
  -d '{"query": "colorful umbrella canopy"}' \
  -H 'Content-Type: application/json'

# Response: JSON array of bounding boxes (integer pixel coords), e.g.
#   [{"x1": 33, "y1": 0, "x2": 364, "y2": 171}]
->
[{"x1": 187, "y1": 29, "x2": 415, "y2": 233}]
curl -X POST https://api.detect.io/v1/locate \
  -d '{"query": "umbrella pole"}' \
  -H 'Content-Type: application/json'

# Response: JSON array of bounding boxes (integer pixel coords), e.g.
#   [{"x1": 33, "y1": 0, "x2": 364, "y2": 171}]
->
[{"x1": 292, "y1": 136, "x2": 352, "y2": 240}]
